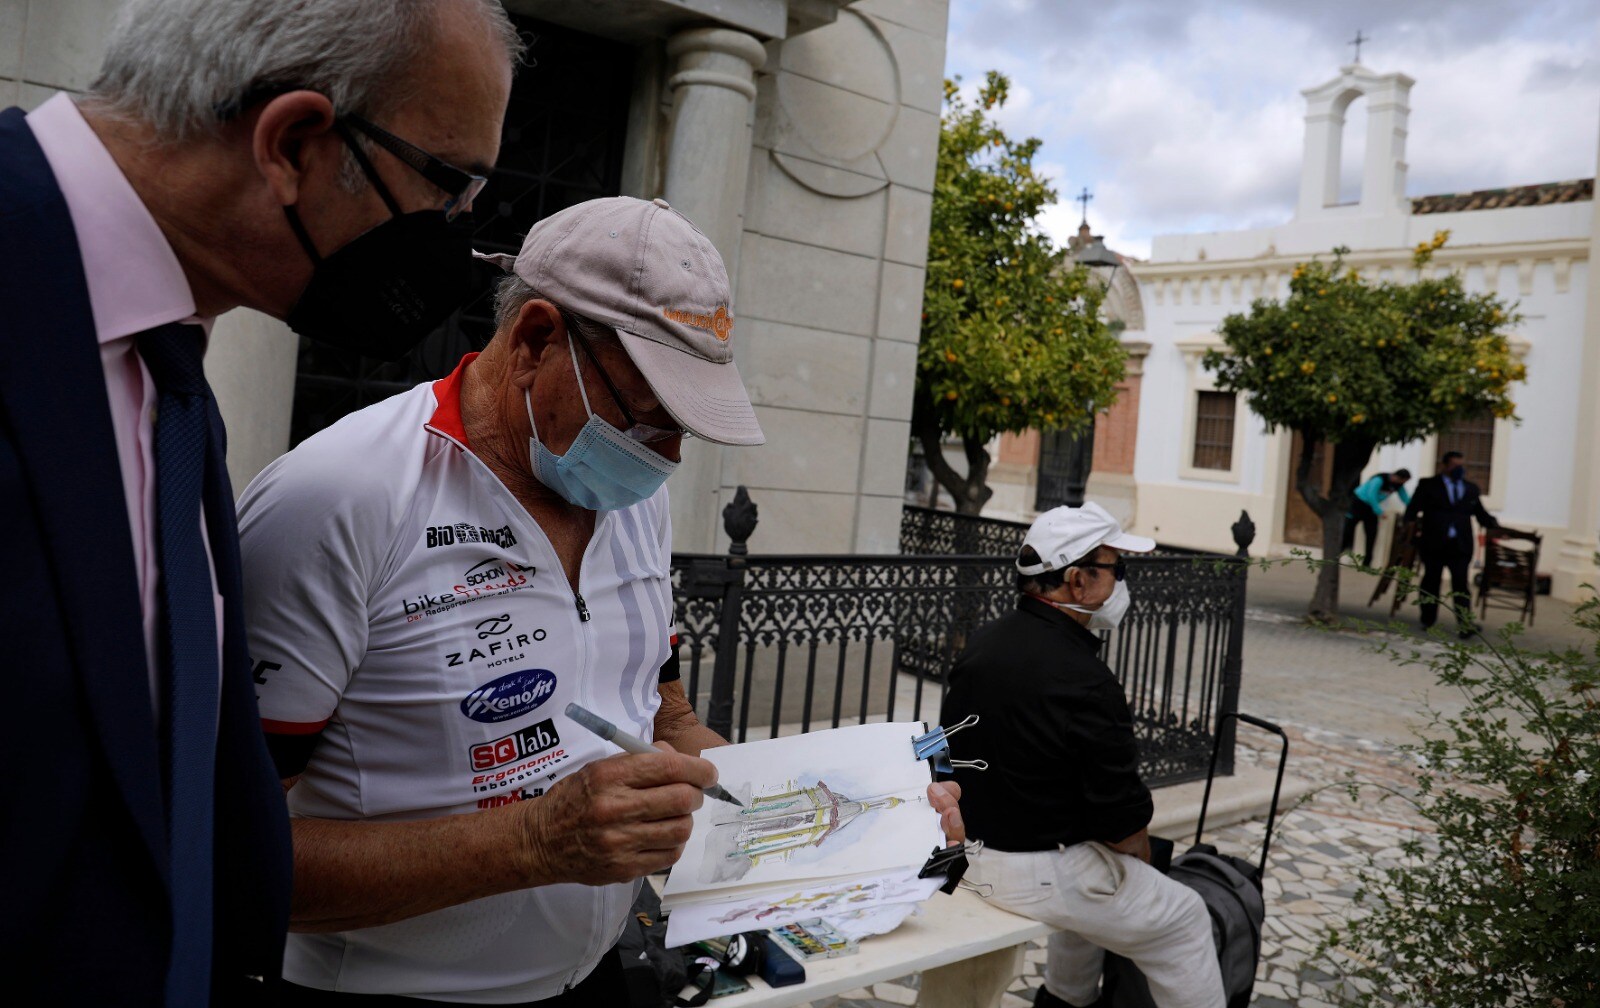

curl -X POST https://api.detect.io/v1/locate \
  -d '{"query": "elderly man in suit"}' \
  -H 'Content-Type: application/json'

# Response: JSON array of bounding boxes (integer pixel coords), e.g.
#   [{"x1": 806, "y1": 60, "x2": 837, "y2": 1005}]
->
[
  {"x1": 0, "y1": 1, "x2": 517, "y2": 1003},
  {"x1": 1404, "y1": 451, "x2": 1500, "y2": 637}
]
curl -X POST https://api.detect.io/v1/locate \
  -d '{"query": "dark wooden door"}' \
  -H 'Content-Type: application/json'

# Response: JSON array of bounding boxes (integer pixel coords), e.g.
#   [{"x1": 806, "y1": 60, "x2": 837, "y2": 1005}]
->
[
  {"x1": 1035, "y1": 422, "x2": 1094, "y2": 511},
  {"x1": 1283, "y1": 430, "x2": 1333, "y2": 546},
  {"x1": 1439, "y1": 412, "x2": 1495, "y2": 494}
]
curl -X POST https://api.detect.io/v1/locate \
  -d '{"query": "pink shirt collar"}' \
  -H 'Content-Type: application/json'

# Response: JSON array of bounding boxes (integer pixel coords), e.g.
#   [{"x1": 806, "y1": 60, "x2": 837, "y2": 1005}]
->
[{"x1": 25, "y1": 93, "x2": 201, "y2": 342}]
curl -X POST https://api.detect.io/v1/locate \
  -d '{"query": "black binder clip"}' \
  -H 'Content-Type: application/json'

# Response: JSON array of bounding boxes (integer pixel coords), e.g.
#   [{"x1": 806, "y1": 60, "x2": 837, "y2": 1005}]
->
[
  {"x1": 912, "y1": 715, "x2": 987, "y2": 775},
  {"x1": 919, "y1": 842, "x2": 973, "y2": 894}
]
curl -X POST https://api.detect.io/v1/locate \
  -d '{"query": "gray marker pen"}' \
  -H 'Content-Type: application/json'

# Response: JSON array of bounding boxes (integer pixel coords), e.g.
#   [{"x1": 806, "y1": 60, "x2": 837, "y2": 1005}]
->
[{"x1": 565, "y1": 702, "x2": 743, "y2": 807}]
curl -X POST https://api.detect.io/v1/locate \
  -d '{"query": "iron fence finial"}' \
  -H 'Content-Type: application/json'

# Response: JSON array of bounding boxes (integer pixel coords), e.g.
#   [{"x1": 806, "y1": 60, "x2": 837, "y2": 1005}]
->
[
  {"x1": 1232, "y1": 510, "x2": 1256, "y2": 558},
  {"x1": 723, "y1": 486, "x2": 758, "y2": 557}
]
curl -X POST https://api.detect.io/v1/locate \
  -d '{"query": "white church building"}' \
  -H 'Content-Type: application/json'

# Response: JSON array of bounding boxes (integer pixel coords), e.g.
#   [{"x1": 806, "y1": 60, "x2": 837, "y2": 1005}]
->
[{"x1": 1127, "y1": 63, "x2": 1600, "y2": 602}]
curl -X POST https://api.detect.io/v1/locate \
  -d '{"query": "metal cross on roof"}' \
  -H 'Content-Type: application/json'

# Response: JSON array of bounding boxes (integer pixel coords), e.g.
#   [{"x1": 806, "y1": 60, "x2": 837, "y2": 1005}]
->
[
  {"x1": 1349, "y1": 29, "x2": 1369, "y2": 63},
  {"x1": 1076, "y1": 186, "x2": 1093, "y2": 225}
]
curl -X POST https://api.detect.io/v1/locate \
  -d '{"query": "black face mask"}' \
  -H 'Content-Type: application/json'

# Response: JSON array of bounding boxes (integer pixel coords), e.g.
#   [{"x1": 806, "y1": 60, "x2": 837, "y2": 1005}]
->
[
  {"x1": 1447, "y1": 464, "x2": 1466, "y2": 480},
  {"x1": 282, "y1": 126, "x2": 475, "y2": 361}
]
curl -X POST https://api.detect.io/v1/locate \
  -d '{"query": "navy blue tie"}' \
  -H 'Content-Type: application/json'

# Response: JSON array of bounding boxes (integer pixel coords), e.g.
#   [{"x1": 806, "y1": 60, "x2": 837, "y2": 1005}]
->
[{"x1": 139, "y1": 322, "x2": 218, "y2": 1006}]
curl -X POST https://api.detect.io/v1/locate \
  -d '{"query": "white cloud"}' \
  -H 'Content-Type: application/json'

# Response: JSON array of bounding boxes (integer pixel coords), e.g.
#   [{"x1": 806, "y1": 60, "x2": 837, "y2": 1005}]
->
[{"x1": 943, "y1": 0, "x2": 1600, "y2": 258}]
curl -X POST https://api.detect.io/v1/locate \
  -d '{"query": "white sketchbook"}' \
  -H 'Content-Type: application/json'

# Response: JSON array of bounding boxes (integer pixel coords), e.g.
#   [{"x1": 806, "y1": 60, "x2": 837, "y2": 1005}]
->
[
  {"x1": 661, "y1": 721, "x2": 945, "y2": 945},
  {"x1": 664, "y1": 868, "x2": 942, "y2": 948}
]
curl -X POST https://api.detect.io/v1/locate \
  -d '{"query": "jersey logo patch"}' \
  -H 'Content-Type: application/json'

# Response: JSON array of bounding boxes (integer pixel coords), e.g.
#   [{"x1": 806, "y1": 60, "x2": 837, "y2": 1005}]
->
[
  {"x1": 460, "y1": 668, "x2": 559, "y2": 723},
  {"x1": 401, "y1": 560, "x2": 536, "y2": 622},
  {"x1": 469, "y1": 718, "x2": 561, "y2": 770},
  {"x1": 425, "y1": 522, "x2": 518, "y2": 549}
]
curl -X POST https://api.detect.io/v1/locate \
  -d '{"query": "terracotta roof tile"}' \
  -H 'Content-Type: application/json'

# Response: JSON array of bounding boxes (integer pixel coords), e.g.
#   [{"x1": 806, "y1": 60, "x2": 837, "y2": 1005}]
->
[{"x1": 1411, "y1": 178, "x2": 1593, "y2": 214}]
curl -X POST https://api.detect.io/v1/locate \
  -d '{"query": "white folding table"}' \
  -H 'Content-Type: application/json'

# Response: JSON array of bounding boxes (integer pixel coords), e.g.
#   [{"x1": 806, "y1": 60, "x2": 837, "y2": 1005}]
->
[{"x1": 712, "y1": 887, "x2": 1053, "y2": 1008}]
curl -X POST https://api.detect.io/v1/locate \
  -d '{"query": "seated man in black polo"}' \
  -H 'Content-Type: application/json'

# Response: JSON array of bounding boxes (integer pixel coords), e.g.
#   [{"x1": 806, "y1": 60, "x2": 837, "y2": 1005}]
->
[{"x1": 941, "y1": 503, "x2": 1223, "y2": 1008}]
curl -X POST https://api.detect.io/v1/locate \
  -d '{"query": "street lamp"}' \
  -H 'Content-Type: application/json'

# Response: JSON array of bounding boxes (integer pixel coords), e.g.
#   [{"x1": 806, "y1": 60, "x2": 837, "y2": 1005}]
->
[
  {"x1": 1052, "y1": 234, "x2": 1123, "y2": 507},
  {"x1": 1076, "y1": 235, "x2": 1121, "y2": 273}
]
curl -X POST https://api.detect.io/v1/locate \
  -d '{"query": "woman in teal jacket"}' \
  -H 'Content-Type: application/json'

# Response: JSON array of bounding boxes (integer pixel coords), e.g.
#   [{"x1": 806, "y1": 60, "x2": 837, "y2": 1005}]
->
[{"x1": 1343, "y1": 469, "x2": 1412, "y2": 564}]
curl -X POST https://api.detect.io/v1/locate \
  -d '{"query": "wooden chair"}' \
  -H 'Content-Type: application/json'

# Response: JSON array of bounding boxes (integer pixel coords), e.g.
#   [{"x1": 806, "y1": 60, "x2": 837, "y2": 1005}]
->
[
  {"x1": 1477, "y1": 526, "x2": 1541, "y2": 626},
  {"x1": 1369, "y1": 519, "x2": 1421, "y2": 616}
]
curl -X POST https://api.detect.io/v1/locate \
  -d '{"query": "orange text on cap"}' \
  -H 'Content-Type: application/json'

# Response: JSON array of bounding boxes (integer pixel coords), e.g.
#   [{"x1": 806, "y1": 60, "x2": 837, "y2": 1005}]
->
[{"x1": 663, "y1": 305, "x2": 734, "y2": 341}]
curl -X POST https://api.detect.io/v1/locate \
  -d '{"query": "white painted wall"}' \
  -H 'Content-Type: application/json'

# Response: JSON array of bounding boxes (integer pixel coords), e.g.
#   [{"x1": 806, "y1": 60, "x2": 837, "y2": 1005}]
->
[{"x1": 1130, "y1": 65, "x2": 1595, "y2": 589}]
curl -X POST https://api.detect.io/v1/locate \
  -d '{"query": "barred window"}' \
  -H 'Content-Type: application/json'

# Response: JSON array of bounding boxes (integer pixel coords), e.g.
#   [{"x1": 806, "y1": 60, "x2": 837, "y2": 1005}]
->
[
  {"x1": 1440, "y1": 412, "x2": 1495, "y2": 494},
  {"x1": 1192, "y1": 391, "x2": 1237, "y2": 470}
]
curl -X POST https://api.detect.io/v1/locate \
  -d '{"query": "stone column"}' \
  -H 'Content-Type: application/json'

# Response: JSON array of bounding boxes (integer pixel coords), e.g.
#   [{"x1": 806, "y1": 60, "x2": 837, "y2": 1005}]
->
[
  {"x1": 1551, "y1": 117, "x2": 1600, "y2": 601},
  {"x1": 203, "y1": 308, "x2": 299, "y2": 496},
  {"x1": 662, "y1": 26, "x2": 766, "y2": 272},
  {"x1": 1296, "y1": 100, "x2": 1345, "y2": 217},
  {"x1": 660, "y1": 26, "x2": 767, "y2": 552},
  {"x1": 1360, "y1": 75, "x2": 1412, "y2": 215}
]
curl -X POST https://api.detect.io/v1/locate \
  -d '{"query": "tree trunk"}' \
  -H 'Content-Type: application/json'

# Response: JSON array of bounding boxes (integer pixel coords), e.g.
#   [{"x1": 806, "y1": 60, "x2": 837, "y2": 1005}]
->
[
  {"x1": 953, "y1": 436, "x2": 994, "y2": 515},
  {"x1": 911, "y1": 390, "x2": 995, "y2": 516},
  {"x1": 1305, "y1": 436, "x2": 1378, "y2": 623}
]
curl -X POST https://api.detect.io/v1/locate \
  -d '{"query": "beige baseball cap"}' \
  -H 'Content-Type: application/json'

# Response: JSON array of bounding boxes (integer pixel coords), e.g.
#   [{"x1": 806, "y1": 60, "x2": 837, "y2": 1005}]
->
[
  {"x1": 476, "y1": 196, "x2": 764, "y2": 446},
  {"x1": 1017, "y1": 503, "x2": 1156, "y2": 575}
]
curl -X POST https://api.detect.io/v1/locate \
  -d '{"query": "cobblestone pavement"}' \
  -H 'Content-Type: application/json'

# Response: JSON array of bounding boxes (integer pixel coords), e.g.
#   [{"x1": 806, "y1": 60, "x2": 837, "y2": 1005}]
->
[{"x1": 806, "y1": 720, "x2": 1429, "y2": 1008}]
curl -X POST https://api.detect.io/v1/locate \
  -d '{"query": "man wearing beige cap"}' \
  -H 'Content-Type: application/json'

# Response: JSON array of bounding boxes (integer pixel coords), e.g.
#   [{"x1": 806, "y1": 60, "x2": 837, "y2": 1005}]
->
[
  {"x1": 941, "y1": 504, "x2": 1224, "y2": 1008},
  {"x1": 237, "y1": 196, "x2": 963, "y2": 1004}
]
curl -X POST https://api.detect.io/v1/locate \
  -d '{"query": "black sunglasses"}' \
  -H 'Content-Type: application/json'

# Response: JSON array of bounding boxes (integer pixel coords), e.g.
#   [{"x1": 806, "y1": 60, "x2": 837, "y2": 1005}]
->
[{"x1": 1069, "y1": 559, "x2": 1127, "y2": 581}]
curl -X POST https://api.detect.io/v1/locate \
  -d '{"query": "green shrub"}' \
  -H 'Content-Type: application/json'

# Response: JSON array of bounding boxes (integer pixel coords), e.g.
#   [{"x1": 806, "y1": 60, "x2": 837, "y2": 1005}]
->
[{"x1": 1316, "y1": 591, "x2": 1600, "y2": 1006}]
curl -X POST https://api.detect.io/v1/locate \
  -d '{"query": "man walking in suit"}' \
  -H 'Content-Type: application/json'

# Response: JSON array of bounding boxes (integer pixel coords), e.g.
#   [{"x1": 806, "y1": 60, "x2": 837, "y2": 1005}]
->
[
  {"x1": 1404, "y1": 451, "x2": 1500, "y2": 637},
  {"x1": 0, "y1": 1, "x2": 518, "y2": 1003}
]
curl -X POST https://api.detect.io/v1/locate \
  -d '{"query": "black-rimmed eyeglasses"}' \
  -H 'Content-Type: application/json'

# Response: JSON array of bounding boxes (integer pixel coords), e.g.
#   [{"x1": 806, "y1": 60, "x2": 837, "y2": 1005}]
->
[
  {"x1": 339, "y1": 115, "x2": 487, "y2": 222},
  {"x1": 218, "y1": 87, "x2": 489, "y2": 222}
]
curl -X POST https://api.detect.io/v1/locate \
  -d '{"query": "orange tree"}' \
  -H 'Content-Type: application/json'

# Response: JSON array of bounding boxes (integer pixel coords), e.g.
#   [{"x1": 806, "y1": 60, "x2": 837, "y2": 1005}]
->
[
  {"x1": 1205, "y1": 232, "x2": 1525, "y2": 620},
  {"x1": 915, "y1": 72, "x2": 1124, "y2": 514}
]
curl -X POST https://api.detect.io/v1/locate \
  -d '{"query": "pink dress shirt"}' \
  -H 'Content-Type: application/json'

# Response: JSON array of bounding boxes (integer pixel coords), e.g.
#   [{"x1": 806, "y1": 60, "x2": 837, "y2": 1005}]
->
[{"x1": 26, "y1": 92, "x2": 220, "y2": 713}]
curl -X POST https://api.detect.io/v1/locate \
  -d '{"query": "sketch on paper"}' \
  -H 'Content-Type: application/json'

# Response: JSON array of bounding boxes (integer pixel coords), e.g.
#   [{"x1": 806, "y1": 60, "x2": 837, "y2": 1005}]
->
[
  {"x1": 701, "y1": 777, "x2": 917, "y2": 883},
  {"x1": 661, "y1": 721, "x2": 946, "y2": 910},
  {"x1": 710, "y1": 873, "x2": 934, "y2": 926},
  {"x1": 662, "y1": 867, "x2": 943, "y2": 947}
]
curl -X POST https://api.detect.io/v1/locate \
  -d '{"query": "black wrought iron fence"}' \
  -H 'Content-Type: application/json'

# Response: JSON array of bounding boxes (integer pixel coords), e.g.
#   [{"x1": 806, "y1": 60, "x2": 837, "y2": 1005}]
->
[
  {"x1": 672, "y1": 491, "x2": 1246, "y2": 786},
  {"x1": 900, "y1": 504, "x2": 1028, "y2": 556}
]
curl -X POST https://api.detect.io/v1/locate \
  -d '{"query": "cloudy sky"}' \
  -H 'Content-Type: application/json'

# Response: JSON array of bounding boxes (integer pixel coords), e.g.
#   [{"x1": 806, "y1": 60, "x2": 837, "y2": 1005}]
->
[{"x1": 943, "y1": 0, "x2": 1600, "y2": 259}]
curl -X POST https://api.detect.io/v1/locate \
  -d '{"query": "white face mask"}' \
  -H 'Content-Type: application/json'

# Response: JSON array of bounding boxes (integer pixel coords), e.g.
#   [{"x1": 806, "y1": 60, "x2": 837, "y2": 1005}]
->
[
  {"x1": 1069, "y1": 579, "x2": 1131, "y2": 630},
  {"x1": 1036, "y1": 578, "x2": 1133, "y2": 630}
]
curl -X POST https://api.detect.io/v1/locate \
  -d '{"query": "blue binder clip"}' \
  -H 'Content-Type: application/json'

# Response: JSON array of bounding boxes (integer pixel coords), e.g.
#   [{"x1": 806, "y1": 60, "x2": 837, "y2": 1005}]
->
[{"x1": 912, "y1": 715, "x2": 988, "y2": 775}]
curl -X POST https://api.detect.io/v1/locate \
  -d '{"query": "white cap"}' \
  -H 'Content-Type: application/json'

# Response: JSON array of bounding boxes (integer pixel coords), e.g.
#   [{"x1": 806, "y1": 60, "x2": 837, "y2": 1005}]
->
[{"x1": 1016, "y1": 503, "x2": 1156, "y2": 575}]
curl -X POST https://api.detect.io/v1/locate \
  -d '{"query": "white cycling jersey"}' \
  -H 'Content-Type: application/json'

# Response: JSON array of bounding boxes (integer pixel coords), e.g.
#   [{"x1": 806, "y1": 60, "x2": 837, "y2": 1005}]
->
[{"x1": 239, "y1": 354, "x2": 673, "y2": 1002}]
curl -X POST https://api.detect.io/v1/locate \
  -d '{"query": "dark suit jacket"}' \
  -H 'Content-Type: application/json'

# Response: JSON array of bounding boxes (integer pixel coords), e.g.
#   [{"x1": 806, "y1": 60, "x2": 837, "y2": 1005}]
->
[
  {"x1": 1404, "y1": 472, "x2": 1498, "y2": 559},
  {"x1": 0, "y1": 106, "x2": 290, "y2": 1005}
]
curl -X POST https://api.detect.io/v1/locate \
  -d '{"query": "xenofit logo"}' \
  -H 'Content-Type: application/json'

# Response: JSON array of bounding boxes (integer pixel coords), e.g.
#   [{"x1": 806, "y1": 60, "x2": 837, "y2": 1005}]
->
[{"x1": 460, "y1": 669, "x2": 558, "y2": 724}]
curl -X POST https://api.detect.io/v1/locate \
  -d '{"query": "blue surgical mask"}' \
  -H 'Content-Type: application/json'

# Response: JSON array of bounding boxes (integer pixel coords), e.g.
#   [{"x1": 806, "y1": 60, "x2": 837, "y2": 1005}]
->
[{"x1": 526, "y1": 335, "x2": 679, "y2": 511}]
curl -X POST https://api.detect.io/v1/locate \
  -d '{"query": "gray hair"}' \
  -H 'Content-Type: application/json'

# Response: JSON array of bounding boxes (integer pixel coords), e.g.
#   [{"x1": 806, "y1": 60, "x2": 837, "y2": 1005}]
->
[
  {"x1": 493, "y1": 273, "x2": 538, "y2": 333},
  {"x1": 492, "y1": 273, "x2": 616, "y2": 346},
  {"x1": 86, "y1": 0, "x2": 523, "y2": 142}
]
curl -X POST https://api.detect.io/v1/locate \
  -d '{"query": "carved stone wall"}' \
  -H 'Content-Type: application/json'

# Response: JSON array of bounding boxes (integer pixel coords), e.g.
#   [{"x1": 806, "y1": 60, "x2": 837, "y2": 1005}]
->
[{"x1": 716, "y1": 0, "x2": 949, "y2": 553}]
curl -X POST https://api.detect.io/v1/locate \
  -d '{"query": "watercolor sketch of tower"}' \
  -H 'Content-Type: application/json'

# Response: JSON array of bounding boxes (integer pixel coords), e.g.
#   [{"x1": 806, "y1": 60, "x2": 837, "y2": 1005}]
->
[{"x1": 701, "y1": 778, "x2": 906, "y2": 883}]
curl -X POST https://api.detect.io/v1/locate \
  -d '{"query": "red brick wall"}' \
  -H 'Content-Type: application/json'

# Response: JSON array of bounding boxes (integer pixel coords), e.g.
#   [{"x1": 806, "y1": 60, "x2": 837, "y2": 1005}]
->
[
  {"x1": 999, "y1": 429, "x2": 1040, "y2": 465},
  {"x1": 1092, "y1": 374, "x2": 1141, "y2": 475}
]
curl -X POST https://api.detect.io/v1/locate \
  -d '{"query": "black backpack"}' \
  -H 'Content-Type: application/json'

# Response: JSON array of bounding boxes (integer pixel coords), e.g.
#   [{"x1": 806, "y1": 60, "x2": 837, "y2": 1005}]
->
[
  {"x1": 1092, "y1": 713, "x2": 1288, "y2": 1008},
  {"x1": 618, "y1": 881, "x2": 701, "y2": 1008}
]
